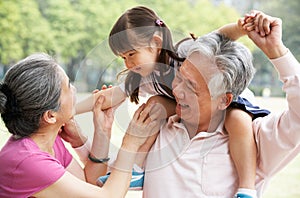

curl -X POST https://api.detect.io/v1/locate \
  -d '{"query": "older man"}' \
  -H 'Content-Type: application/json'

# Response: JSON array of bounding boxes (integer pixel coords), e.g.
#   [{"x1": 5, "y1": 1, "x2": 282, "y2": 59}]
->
[{"x1": 143, "y1": 12, "x2": 300, "y2": 198}]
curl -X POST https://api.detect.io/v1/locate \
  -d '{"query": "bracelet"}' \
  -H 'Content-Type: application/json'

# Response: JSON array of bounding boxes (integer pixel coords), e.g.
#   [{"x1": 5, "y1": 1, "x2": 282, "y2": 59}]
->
[{"x1": 88, "y1": 153, "x2": 110, "y2": 163}]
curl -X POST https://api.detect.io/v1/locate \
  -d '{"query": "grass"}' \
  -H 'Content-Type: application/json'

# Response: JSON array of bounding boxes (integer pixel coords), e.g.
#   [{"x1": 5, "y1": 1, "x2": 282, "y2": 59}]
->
[{"x1": 1, "y1": 95, "x2": 300, "y2": 198}]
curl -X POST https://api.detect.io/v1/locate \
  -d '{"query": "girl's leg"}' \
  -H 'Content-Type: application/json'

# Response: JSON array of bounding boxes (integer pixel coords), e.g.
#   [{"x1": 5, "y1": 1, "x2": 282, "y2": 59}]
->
[{"x1": 225, "y1": 108, "x2": 257, "y2": 197}]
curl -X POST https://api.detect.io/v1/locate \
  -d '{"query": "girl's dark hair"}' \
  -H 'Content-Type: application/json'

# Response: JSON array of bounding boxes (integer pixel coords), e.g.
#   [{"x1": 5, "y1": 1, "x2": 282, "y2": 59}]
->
[
  {"x1": 0, "y1": 53, "x2": 62, "y2": 138},
  {"x1": 109, "y1": 6, "x2": 185, "y2": 104}
]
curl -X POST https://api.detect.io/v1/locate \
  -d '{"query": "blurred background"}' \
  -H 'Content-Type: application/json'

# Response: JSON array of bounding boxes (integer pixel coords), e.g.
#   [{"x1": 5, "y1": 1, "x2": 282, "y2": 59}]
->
[
  {"x1": 1, "y1": 0, "x2": 299, "y2": 96},
  {"x1": 1, "y1": 0, "x2": 300, "y2": 197}
]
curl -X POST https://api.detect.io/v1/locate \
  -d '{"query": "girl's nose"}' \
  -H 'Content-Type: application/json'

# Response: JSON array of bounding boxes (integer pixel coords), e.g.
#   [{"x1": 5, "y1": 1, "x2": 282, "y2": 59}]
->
[{"x1": 125, "y1": 60, "x2": 135, "y2": 69}]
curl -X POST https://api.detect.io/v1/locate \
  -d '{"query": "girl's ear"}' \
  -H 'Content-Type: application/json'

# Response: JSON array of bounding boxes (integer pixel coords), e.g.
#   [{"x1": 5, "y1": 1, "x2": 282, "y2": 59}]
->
[
  {"x1": 218, "y1": 93, "x2": 233, "y2": 110},
  {"x1": 152, "y1": 34, "x2": 163, "y2": 49},
  {"x1": 42, "y1": 110, "x2": 57, "y2": 124}
]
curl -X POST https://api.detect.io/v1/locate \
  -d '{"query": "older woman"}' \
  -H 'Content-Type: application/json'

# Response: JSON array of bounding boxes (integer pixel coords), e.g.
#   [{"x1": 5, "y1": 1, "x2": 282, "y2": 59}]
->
[{"x1": 0, "y1": 53, "x2": 160, "y2": 198}]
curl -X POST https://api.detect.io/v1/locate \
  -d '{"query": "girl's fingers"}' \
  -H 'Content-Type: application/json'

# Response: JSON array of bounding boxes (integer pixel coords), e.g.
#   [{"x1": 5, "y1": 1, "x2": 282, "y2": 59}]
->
[
  {"x1": 238, "y1": 17, "x2": 245, "y2": 26},
  {"x1": 92, "y1": 89, "x2": 99, "y2": 94},
  {"x1": 101, "y1": 84, "x2": 113, "y2": 90},
  {"x1": 101, "y1": 85, "x2": 107, "y2": 90},
  {"x1": 243, "y1": 23, "x2": 256, "y2": 31}
]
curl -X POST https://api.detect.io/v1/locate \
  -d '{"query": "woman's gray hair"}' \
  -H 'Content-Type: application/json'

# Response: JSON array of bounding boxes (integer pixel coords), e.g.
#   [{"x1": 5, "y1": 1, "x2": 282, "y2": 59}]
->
[
  {"x1": 0, "y1": 53, "x2": 62, "y2": 137},
  {"x1": 187, "y1": 32, "x2": 255, "y2": 100}
]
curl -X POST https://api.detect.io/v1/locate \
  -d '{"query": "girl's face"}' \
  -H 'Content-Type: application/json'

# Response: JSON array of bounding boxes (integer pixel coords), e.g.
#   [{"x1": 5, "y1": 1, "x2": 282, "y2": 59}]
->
[
  {"x1": 120, "y1": 46, "x2": 159, "y2": 77},
  {"x1": 119, "y1": 34, "x2": 163, "y2": 77}
]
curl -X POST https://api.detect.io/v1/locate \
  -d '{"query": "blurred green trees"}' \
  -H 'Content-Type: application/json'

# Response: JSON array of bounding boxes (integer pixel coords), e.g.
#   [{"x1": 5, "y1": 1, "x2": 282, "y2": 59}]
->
[{"x1": 0, "y1": 0, "x2": 298, "y2": 95}]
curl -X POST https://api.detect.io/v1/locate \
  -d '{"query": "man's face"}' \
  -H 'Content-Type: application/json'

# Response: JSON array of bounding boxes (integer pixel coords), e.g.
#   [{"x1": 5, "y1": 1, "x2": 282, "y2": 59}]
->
[{"x1": 172, "y1": 52, "x2": 220, "y2": 132}]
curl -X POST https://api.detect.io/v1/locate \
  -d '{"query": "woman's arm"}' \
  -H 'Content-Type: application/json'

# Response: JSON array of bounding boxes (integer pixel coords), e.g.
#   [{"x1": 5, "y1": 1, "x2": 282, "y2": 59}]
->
[
  {"x1": 75, "y1": 85, "x2": 126, "y2": 115},
  {"x1": 33, "y1": 100, "x2": 161, "y2": 198},
  {"x1": 84, "y1": 96, "x2": 113, "y2": 184}
]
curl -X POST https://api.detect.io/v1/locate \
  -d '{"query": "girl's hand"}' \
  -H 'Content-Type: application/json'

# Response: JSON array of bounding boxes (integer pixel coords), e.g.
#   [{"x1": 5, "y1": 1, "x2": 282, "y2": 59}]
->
[
  {"x1": 238, "y1": 12, "x2": 256, "y2": 33},
  {"x1": 242, "y1": 10, "x2": 274, "y2": 37}
]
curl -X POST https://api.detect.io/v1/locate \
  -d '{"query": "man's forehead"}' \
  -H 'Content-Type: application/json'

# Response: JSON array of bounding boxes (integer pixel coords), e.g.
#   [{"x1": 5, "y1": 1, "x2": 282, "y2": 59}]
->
[{"x1": 183, "y1": 52, "x2": 219, "y2": 80}]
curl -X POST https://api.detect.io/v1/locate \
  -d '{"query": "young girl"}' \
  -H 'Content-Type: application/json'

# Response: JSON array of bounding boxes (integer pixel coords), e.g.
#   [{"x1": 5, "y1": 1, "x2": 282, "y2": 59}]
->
[{"x1": 76, "y1": 6, "x2": 269, "y2": 198}]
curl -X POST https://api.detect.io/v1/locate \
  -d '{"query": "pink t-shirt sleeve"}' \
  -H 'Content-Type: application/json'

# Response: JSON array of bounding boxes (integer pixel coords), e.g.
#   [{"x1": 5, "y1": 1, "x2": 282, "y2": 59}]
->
[
  {"x1": 15, "y1": 153, "x2": 66, "y2": 194},
  {"x1": 12, "y1": 137, "x2": 73, "y2": 197},
  {"x1": 53, "y1": 136, "x2": 73, "y2": 167}
]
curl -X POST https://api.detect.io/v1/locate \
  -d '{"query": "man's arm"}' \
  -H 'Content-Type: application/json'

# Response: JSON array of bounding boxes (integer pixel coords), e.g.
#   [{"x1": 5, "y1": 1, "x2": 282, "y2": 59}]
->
[{"x1": 248, "y1": 11, "x2": 300, "y2": 176}]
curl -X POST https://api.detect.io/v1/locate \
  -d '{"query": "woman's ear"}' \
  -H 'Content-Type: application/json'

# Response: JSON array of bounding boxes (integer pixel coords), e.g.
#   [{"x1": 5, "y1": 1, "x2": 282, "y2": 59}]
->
[
  {"x1": 218, "y1": 93, "x2": 233, "y2": 110},
  {"x1": 42, "y1": 110, "x2": 57, "y2": 124}
]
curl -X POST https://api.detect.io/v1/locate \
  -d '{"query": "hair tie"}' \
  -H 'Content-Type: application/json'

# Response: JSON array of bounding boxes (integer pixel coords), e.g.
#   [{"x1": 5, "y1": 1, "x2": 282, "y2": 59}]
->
[
  {"x1": 0, "y1": 83, "x2": 11, "y2": 98},
  {"x1": 0, "y1": 83, "x2": 21, "y2": 116},
  {"x1": 155, "y1": 19, "x2": 164, "y2": 26}
]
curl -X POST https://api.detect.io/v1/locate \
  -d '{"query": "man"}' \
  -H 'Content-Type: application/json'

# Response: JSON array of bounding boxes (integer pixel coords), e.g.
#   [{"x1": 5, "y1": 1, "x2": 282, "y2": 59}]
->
[{"x1": 143, "y1": 11, "x2": 300, "y2": 198}]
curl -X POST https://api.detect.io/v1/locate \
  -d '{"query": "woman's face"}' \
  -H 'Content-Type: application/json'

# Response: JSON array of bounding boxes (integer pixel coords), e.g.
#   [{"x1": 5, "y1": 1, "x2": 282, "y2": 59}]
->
[{"x1": 57, "y1": 67, "x2": 77, "y2": 120}]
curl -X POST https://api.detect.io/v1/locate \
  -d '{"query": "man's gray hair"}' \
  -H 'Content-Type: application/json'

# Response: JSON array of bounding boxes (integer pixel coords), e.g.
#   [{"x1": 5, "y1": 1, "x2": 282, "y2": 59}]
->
[{"x1": 187, "y1": 32, "x2": 255, "y2": 100}]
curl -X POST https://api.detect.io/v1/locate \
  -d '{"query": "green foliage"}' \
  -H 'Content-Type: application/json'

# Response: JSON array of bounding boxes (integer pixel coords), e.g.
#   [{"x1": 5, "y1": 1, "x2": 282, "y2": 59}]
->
[
  {"x1": 0, "y1": 0, "x2": 54, "y2": 64},
  {"x1": 261, "y1": 0, "x2": 300, "y2": 61},
  {"x1": 1, "y1": 0, "x2": 248, "y2": 86},
  {"x1": 1, "y1": 0, "x2": 295, "y2": 94}
]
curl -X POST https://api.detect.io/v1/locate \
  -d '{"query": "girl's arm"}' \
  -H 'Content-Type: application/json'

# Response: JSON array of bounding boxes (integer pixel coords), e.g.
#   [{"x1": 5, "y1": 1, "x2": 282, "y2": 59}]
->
[
  {"x1": 75, "y1": 85, "x2": 126, "y2": 115},
  {"x1": 216, "y1": 16, "x2": 255, "y2": 41},
  {"x1": 216, "y1": 22, "x2": 245, "y2": 41}
]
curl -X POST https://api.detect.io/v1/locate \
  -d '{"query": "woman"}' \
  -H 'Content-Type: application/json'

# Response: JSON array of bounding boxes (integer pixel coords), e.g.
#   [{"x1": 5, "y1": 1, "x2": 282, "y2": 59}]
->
[{"x1": 0, "y1": 53, "x2": 160, "y2": 198}]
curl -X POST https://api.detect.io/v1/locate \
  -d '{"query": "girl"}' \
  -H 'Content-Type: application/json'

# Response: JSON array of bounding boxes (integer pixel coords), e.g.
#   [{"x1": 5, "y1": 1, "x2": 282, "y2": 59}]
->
[{"x1": 76, "y1": 6, "x2": 269, "y2": 198}]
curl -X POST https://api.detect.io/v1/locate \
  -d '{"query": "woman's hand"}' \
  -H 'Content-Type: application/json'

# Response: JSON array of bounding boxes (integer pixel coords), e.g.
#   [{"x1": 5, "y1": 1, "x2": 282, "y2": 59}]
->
[
  {"x1": 59, "y1": 118, "x2": 87, "y2": 148},
  {"x1": 93, "y1": 94, "x2": 114, "y2": 138},
  {"x1": 122, "y1": 102, "x2": 161, "y2": 152}
]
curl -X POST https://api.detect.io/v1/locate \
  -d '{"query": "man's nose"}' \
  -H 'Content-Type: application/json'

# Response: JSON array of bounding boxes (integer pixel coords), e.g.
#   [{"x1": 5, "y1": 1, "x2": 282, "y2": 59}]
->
[{"x1": 173, "y1": 83, "x2": 185, "y2": 99}]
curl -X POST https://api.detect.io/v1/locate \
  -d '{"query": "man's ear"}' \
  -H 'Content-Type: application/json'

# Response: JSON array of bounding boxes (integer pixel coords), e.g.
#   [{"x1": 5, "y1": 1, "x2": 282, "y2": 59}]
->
[
  {"x1": 42, "y1": 110, "x2": 57, "y2": 124},
  {"x1": 218, "y1": 93, "x2": 233, "y2": 110}
]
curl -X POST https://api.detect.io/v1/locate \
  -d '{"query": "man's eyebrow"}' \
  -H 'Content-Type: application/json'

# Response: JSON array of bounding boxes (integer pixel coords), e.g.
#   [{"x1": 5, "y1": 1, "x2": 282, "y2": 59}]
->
[
  {"x1": 186, "y1": 78, "x2": 197, "y2": 89},
  {"x1": 177, "y1": 70, "x2": 197, "y2": 89}
]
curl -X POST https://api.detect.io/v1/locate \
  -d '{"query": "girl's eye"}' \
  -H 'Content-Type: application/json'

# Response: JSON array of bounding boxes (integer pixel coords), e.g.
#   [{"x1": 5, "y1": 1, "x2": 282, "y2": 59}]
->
[{"x1": 128, "y1": 52, "x2": 135, "y2": 57}]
